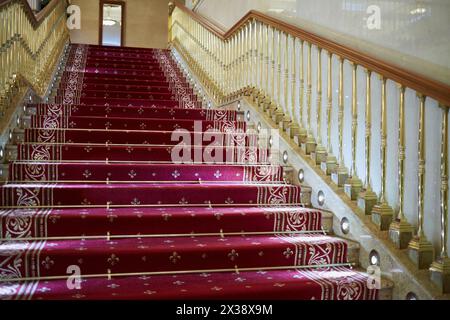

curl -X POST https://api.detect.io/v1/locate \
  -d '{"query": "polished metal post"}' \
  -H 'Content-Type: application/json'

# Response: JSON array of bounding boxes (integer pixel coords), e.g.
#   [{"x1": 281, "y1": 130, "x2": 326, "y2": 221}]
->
[
  {"x1": 407, "y1": 94, "x2": 435, "y2": 269},
  {"x1": 288, "y1": 36, "x2": 300, "y2": 139},
  {"x1": 301, "y1": 42, "x2": 316, "y2": 155},
  {"x1": 371, "y1": 76, "x2": 394, "y2": 230},
  {"x1": 294, "y1": 39, "x2": 307, "y2": 145},
  {"x1": 281, "y1": 32, "x2": 291, "y2": 131},
  {"x1": 321, "y1": 51, "x2": 337, "y2": 175},
  {"x1": 312, "y1": 47, "x2": 327, "y2": 164},
  {"x1": 389, "y1": 85, "x2": 414, "y2": 248},
  {"x1": 344, "y1": 63, "x2": 363, "y2": 199},
  {"x1": 331, "y1": 58, "x2": 348, "y2": 186},
  {"x1": 357, "y1": 70, "x2": 378, "y2": 214},
  {"x1": 430, "y1": 105, "x2": 450, "y2": 292},
  {"x1": 272, "y1": 30, "x2": 284, "y2": 124}
]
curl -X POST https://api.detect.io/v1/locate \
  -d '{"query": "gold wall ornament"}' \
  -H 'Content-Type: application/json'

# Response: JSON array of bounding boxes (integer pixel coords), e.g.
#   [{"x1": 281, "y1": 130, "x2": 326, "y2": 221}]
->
[
  {"x1": 331, "y1": 57, "x2": 348, "y2": 186},
  {"x1": 344, "y1": 63, "x2": 363, "y2": 199},
  {"x1": 430, "y1": 105, "x2": 450, "y2": 293},
  {"x1": 321, "y1": 51, "x2": 337, "y2": 175},
  {"x1": 358, "y1": 69, "x2": 378, "y2": 214},
  {"x1": 407, "y1": 93, "x2": 434, "y2": 269},
  {"x1": 301, "y1": 42, "x2": 316, "y2": 155},
  {"x1": 389, "y1": 84, "x2": 414, "y2": 249},
  {"x1": 371, "y1": 76, "x2": 394, "y2": 230},
  {"x1": 312, "y1": 46, "x2": 327, "y2": 165}
]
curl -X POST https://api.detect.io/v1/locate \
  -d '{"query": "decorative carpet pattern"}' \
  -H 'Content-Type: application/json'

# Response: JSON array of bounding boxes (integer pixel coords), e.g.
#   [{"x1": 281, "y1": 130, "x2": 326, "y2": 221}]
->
[{"x1": 0, "y1": 44, "x2": 377, "y2": 300}]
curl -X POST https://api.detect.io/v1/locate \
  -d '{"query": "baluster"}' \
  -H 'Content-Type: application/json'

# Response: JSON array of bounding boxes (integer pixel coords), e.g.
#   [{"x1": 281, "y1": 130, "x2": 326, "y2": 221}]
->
[
  {"x1": 389, "y1": 85, "x2": 414, "y2": 248},
  {"x1": 288, "y1": 36, "x2": 300, "y2": 139},
  {"x1": 371, "y1": 76, "x2": 394, "y2": 229},
  {"x1": 295, "y1": 39, "x2": 307, "y2": 145},
  {"x1": 281, "y1": 32, "x2": 290, "y2": 131},
  {"x1": 302, "y1": 42, "x2": 316, "y2": 154},
  {"x1": 407, "y1": 94, "x2": 434, "y2": 268},
  {"x1": 321, "y1": 51, "x2": 337, "y2": 175},
  {"x1": 344, "y1": 63, "x2": 363, "y2": 199},
  {"x1": 430, "y1": 105, "x2": 450, "y2": 293},
  {"x1": 273, "y1": 30, "x2": 284, "y2": 124},
  {"x1": 266, "y1": 26, "x2": 276, "y2": 114},
  {"x1": 357, "y1": 70, "x2": 378, "y2": 214},
  {"x1": 312, "y1": 47, "x2": 326, "y2": 164},
  {"x1": 262, "y1": 25, "x2": 272, "y2": 112},
  {"x1": 331, "y1": 57, "x2": 348, "y2": 186}
]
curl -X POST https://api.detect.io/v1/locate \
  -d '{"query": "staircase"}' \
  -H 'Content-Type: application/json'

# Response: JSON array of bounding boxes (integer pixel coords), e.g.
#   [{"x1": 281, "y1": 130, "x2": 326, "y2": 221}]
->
[{"x1": 0, "y1": 44, "x2": 391, "y2": 300}]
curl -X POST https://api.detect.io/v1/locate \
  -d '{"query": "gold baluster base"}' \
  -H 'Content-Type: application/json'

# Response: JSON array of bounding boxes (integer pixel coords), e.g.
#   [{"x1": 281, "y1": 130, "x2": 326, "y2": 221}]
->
[
  {"x1": 273, "y1": 108, "x2": 284, "y2": 125},
  {"x1": 371, "y1": 202, "x2": 394, "y2": 230},
  {"x1": 293, "y1": 127, "x2": 307, "y2": 146},
  {"x1": 311, "y1": 144, "x2": 327, "y2": 165},
  {"x1": 407, "y1": 236, "x2": 434, "y2": 269},
  {"x1": 430, "y1": 257, "x2": 450, "y2": 293},
  {"x1": 344, "y1": 175, "x2": 363, "y2": 200},
  {"x1": 256, "y1": 93, "x2": 265, "y2": 107},
  {"x1": 262, "y1": 98, "x2": 272, "y2": 112},
  {"x1": 287, "y1": 122, "x2": 299, "y2": 139},
  {"x1": 331, "y1": 165, "x2": 348, "y2": 187},
  {"x1": 267, "y1": 102, "x2": 278, "y2": 117},
  {"x1": 357, "y1": 188, "x2": 377, "y2": 215},
  {"x1": 281, "y1": 115, "x2": 291, "y2": 132},
  {"x1": 301, "y1": 134, "x2": 316, "y2": 155},
  {"x1": 320, "y1": 154, "x2": 337, "y2": 175},
  {"x1": 388, "y1": 219, "x2": 414, "y2": 249}
]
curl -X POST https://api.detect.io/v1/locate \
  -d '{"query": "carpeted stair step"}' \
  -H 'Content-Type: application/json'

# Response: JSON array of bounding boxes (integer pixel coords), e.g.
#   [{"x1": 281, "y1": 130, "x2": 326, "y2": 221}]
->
[
  {"x1": 1, "y1": 183, "x2": 302, "y2": 207},
  {"x1": 0, "y1": 233, "x2": 352, "y2": 278},
  {"x1": 16, "y1": 144, "x2": 269, "y2": 162},
  {"x1": 23, "y1": 128, "x2": 257, "y2": 146},
  {"x1": 8, "y1": 163, "x2": 282, "y2": 183},
  {"x1": 0, "y1": 266, "x2": 382, "y2": 300},
  {"x1": 29, "y1": 116, "x2": 246, "y2": 132},
  {"x1": 0, "y1": 206, "x2": 330, "y2": 238},
  {"x1": 28, "y1": 104, "x2": 237, "y2": 121}
]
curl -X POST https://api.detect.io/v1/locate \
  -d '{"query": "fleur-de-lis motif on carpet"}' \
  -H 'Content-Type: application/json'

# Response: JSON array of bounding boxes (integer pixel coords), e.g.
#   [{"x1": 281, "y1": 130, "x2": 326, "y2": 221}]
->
[
  {"x1": 131, "y1": 198, "x2": 140, "y2": 206},
  {"x1": 84, "y1": 146, "x2": 92, "y2": 153},
  {"x1": 228, "y1": 249, "x2": 239, "y2": 261},
  {"x1": 211, "y1": 286, "x2": 222, "y2": 291},
  {"x1": 41, "y1": 256, "x2": 54, "y2": 270},
  {"x1": 225, "y1": 197, "x2": 234, "y2": 204},
  {"x1": 82, "y1": 170, "x2": 92, "y2": 179},
  {"x1": 169, "y1": 252, "x2": 181, "y2": 264},
  {"x1": 128, "y1": 170, "x2": 137, "y2": 179},
  {"x1": 126, "y1": 146, "x2": 134, "y2": 153},
  {"x1": 138, "y1": 108, "x2": 144, "y2": 115},
  {"x1": 139, "y1": 122, "x2": 147, "y2": 129},
  {"x1": 105, "y1": 122, "x2": 112, "y2": 129},
  {"x1": 144, "y1": 290, "x2": 156, "y2": 295},
  {"x1": 171, "y1": 170, "x2": 180, "y2": 179},
  {"x1": 69, "y1": 121, "x2": 76, "y2": 128},
  {"x1": 283, "y1": 248, "x2": 294, "y2": 259},
  {"x1": 179, "y1": 197, "x2": 188, "y2": 205},
  {"x1": 214, "y1": 170, "x2": 222, "y2": 179},
  {"x1": 107, "y1": 254, "x2": 120, "y2": 266}
]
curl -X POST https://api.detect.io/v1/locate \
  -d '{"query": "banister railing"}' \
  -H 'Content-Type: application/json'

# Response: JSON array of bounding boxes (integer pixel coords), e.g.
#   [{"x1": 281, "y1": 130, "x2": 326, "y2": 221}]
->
[
  {"x1": 0, "y1": 0, "x2": 69, "y2": 118},
  {"x1": 169, "y1": 2, "x2": 450, "y2": 292}
]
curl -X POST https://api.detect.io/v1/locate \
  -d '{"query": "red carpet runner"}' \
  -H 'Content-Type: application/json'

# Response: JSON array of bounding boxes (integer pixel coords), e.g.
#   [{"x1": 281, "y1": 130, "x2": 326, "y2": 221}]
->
[{"x1": 0, "y1": 44, "x2": 377, "y2": 300}]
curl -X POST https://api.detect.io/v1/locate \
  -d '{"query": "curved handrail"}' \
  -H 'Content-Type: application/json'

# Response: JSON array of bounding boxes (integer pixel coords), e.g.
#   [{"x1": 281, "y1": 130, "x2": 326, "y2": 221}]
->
[{"x1": 172, "y1": 1, "x2": 450, "y2": 106}]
